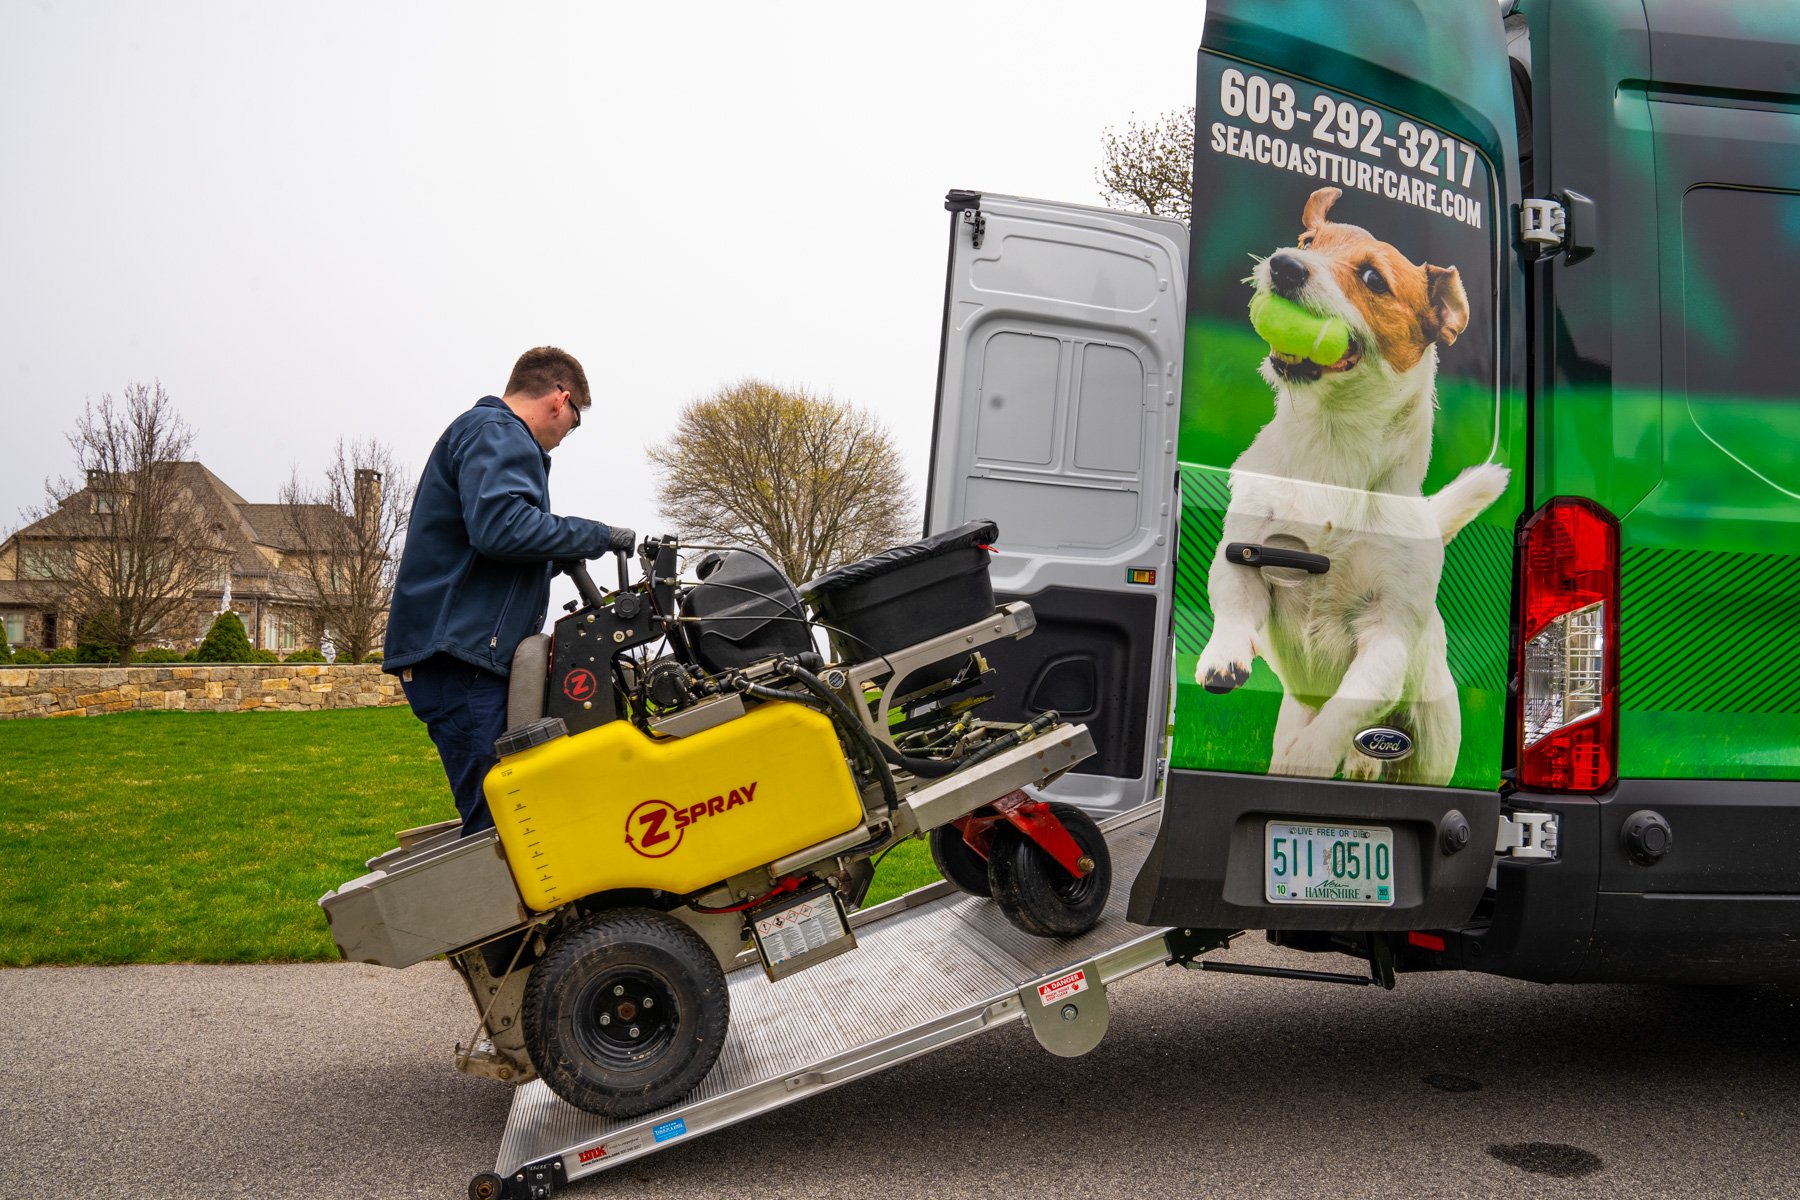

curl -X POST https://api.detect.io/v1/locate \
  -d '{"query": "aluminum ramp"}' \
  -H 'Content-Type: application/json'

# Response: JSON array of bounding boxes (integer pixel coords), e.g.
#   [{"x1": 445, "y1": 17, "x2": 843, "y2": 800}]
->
[{"x1": 489, "y1": 802, "x2": 1172, "y2": 1195}]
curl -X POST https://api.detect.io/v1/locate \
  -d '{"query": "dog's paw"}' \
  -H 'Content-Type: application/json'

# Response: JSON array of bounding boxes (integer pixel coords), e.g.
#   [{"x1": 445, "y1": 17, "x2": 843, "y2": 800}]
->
[
  {"x1": 1340, "y1": 751, "x2": 1387, "y2": 783},
  {"x1": 1199, "y1": 661, "x2": 1251, "y2": 694},
  {"x1": 1196, "y1": 641, "x2": 1253, "y2": 694},
  {"x1": 1271, "y1": 733, "x2": 1343, "y2": 780}
]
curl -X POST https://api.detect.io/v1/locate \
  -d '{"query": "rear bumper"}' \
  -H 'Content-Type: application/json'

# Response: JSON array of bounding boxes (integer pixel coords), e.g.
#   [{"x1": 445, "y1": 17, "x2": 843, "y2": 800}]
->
[{"x1": 1127, "y1": 769, "x2": 1500, "y2": 932}]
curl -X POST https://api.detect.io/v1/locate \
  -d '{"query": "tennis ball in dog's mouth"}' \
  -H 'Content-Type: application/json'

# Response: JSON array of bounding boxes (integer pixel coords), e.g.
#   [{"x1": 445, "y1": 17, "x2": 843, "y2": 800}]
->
[{"x1": 1249, "y1": 292, "x2": 1352, "y2": 366}]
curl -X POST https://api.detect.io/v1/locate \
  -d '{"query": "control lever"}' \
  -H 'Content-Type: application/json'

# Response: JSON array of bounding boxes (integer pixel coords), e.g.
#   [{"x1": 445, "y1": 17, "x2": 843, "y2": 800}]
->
[{"x1": 557, "y1": 559, "x2": 607, "y2": 610}]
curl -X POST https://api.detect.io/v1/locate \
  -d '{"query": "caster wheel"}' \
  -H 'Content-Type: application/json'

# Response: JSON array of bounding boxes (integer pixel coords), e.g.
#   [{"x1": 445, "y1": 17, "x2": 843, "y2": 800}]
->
[
  {"x1": 988, "y1": 803, "x2": 1112, "y2": 938},
  {"x1": 522, "y1": 907, "x2": 729, "y2": 1118},
  {"x1": 469, "y1": 1171, "x2": 506, "y2": 1200},
  {"x1": 929, "y1": 823, "x2": 992, "y2": 897}
]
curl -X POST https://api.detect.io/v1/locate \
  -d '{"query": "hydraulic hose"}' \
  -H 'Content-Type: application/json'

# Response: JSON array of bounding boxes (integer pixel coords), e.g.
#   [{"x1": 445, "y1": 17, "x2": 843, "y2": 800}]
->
[
  {"x1": 777, "y1": 661, "x2": 1059, "y2": 788},
  {"x1": 946, "y1": 710, "x2": 1062, "y2": 772}
]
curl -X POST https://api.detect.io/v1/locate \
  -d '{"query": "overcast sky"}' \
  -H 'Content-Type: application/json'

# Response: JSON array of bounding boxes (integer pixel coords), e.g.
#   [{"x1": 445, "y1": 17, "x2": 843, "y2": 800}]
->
[{"x1": 3, "y1": 1, "x2": 1204, "y2": 602}]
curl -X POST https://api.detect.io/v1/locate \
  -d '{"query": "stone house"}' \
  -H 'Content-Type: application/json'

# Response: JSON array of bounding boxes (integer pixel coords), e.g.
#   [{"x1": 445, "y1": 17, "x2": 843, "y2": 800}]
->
[{"x1": 0, "y1": 462, "x2": 381, "y2": 656}]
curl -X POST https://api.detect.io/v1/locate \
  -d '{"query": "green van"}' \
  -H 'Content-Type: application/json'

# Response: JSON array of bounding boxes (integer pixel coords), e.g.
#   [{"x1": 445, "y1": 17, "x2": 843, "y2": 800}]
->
[{"x1": 929, "y1": 0, "x2": 1800, "y2": 984}]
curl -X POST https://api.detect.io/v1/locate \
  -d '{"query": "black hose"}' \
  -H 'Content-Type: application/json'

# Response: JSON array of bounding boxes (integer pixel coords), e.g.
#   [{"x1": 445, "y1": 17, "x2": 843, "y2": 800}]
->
[
  {"x1": 778, "y1": 660, "x2": 1058, "y2": 786},
  {"x1": 951, "y1": 710, "x2": 1061, "y2": 772},
  {"x1": 770, "y1": 662, "x2": 907, "y2": 811}
]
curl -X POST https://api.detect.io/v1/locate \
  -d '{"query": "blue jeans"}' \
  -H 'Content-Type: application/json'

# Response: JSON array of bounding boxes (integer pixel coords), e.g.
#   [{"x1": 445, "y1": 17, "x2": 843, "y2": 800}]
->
[{"x1": 401, "y1": 655, "x2": 509, "y2": 835}]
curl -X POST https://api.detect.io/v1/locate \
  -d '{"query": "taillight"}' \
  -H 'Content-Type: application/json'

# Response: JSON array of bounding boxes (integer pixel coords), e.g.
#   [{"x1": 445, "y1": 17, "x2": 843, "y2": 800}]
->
[{"x1": 1517, "y1": 498, "x2": 1618, "y2": 792}]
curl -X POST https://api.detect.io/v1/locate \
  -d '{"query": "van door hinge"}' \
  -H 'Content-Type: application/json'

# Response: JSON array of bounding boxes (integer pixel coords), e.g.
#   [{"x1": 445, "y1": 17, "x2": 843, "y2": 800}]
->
[
  {"x1": 1519, "y1": 191, "x2": 1593, "y2": 264},
  {"x1": 1495, "y1": 811, "x2": 1558, "y2": 860},
  {"x1": 1519, "y1": 198, "x2": 1564, "y2": 251},
  {"x1": 962, "y1": 208, "x2": 986, "y2": 249}
]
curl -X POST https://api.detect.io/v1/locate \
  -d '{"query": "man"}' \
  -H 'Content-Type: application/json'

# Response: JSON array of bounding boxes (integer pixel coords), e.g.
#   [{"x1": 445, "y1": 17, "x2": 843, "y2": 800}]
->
[{"x1": 384, "y1": 346, "x2": 633, "y2": 835}]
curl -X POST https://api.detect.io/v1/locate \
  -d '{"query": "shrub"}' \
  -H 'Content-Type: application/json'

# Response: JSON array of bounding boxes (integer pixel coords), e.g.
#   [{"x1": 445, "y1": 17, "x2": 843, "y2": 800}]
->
[
  {"x1": 135, "y1": 648, "x2": 187, "y2": 664},
  {"x1": 193, "y1": 612, "x2": 253, "y2": 663},
  {"x1": 362, "y1": 651, "x2": 384, "y2": 664},
  {"x1": 0, "y1": 640, "x2": 12, "y2": 665},
  {"x1": 283, "y1": 647, "x2": 328, "y2": 664},
  {"x1": 13, "y1": 647, "x2": 48, "y2": 664},
  {"x1": 47, "y1": 647, "x2": 77, "y2": 664},
  {"x1": 75, "y1": 612, "x2": 121, "y2": 664},
  {"x1": 248, "y1": 648, "x2": 281, "y2": 663}
]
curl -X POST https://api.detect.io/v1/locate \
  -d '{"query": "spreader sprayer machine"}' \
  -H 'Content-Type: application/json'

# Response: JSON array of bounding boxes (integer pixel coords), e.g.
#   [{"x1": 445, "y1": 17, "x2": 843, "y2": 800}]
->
[{"x1": 321, "y1": 521, "x2": 1110, "y2": 1118}]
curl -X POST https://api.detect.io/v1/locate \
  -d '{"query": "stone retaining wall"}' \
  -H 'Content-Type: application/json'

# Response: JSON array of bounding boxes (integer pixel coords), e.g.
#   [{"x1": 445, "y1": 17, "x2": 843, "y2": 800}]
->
[{"x1": 0, "y1": 664, "x2": 406, "y2": 719}]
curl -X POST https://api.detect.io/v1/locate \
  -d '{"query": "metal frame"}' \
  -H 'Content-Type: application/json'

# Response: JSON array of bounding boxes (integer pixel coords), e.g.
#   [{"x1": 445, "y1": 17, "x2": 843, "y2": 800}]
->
[{"x1": 839, "y1": 601, "x2": 1037, "y2": 751}]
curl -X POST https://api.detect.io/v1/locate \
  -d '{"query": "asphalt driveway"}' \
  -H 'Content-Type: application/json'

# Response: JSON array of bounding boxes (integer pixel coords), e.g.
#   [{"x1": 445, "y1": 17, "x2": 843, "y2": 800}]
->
[{"x1": 4, "y1": 943, "x2": 1797, "y2": 1199}]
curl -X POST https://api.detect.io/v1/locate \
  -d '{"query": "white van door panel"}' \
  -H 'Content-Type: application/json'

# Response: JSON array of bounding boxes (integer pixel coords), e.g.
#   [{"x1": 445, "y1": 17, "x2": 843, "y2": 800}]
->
[{"x1": 927, "y1": 192, "x2": 1187, "y2": 815}]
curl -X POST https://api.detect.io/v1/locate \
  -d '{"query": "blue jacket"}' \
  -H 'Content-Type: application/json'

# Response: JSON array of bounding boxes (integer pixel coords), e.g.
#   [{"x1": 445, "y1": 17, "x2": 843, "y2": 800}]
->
[{"x1": 384, "y1": 397, "x2": 612, "y2": 677}]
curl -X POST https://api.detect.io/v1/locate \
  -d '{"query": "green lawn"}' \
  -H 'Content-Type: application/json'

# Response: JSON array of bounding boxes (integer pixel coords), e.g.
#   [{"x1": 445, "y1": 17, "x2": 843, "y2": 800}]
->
[{"x1": 0, "y1": 708, "x2": 936, "y2": 966}]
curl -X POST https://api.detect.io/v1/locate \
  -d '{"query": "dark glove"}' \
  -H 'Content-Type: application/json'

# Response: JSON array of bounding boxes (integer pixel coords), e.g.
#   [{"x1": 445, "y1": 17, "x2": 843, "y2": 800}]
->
[{"x1": 606, "y1": 526, "x2": 638, "y2": 553}]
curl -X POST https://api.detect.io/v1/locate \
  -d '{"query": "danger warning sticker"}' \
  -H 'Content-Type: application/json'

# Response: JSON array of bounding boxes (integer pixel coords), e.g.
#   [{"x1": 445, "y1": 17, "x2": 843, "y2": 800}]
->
[{"x1": 1037, "y1": 968, "x2": 1088, "y2": 1006}]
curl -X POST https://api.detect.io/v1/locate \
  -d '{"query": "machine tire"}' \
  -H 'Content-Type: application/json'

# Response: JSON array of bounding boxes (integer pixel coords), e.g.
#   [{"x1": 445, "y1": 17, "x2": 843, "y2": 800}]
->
[
  {"x1": 988, "y1": 803, "x2": 1112, "y2": 938},
  {"x1": 468, "y1": 1172, "x2": 506, "y2": 1200},
  {"x1": 929, "y1": 824, "x2": 992, "y2": 897},
  {"x1": 521, "y1": 907, "x2": 728, "y2": 1118}
]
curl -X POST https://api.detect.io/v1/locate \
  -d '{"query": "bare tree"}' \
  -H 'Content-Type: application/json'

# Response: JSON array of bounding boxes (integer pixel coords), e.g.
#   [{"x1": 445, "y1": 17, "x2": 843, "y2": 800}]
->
[
  {"x1": 1097, "y1": 107, "x2": 1196, "y2": 225},
  {"x1": 24, "y1": 382, "x2": 224, "y2": 664},
  {"x1": 277, "y1": 439, "x2": 412, "y2": 662},
  {"x1": 647, "y1": 380, "x2": 915, "y2": 584}
]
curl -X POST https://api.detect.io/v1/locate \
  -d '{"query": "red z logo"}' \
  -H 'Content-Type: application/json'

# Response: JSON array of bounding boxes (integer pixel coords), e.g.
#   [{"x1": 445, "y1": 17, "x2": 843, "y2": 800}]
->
[
  {"x1": 562, "y1": 668, "x2": 598, "y2": 702},
  {"x1": 638, "y1": 807, "x2": 670, "y2": 847},
  {"x1": 625, "y1": 800, "x2": 681, "y2": 858}
]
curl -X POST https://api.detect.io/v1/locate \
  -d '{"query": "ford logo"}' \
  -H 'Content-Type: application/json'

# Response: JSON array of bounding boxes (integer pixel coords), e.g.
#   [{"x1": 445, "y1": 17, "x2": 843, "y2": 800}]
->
[{"x1": 1353, "y1": 727, "x2": 1414, "y2": 760}]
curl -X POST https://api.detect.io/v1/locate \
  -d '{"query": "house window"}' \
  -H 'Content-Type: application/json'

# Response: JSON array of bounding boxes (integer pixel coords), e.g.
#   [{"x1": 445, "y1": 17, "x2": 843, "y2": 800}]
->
[
  {"x1": 43, "y1": 614, "x2": 57, "y2": 648},
  {"x1": 20, "y1": 548, "x2": 61, "y2": 580},
  {"x1": 93, "y1": 492, "x2": 117, "y2": 515},
  {"x1": 2, "y1": 613, "x2": 24, "y2": 646},
  {"x1": 264, "y1": 614, "x2": 300, "y2": 653}
]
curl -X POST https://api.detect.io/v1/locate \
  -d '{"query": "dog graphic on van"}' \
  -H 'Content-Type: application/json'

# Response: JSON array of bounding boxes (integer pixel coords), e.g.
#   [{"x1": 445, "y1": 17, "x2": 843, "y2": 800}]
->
[{"x1": 1194, "y1": 186, "x2": 1509, "y2": 786}]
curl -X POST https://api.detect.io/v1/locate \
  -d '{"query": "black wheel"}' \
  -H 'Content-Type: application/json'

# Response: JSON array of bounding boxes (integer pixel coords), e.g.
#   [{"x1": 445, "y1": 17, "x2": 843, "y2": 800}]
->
[
  {"x1": 521, "y1": 907, "x2": 729, "y2": 1118},
  {"x1": 469, "y1": 1172, "x2": 506, "y2": 1200},
  {"x1": 988, "y1": 803, "x2": 1112, "y2": 938},
  {"x1": 929, "y1": 824, "x2": 992, "y2": 897}
]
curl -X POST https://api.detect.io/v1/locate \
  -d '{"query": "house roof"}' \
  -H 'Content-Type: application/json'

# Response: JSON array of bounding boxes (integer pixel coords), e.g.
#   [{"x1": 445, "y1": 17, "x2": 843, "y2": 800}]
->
[
  {"x1": 2, "y1": 461, "x2": 358, "y2": 587},
  {"x1": 238, "y1": 503, "x2": 344, "y2": 550}
]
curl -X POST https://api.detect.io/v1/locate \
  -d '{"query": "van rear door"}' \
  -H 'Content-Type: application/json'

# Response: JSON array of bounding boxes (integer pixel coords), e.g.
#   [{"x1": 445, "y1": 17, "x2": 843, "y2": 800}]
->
[
  {"x1": 925, "y1": 192, "x2": 1187, "y2": 816},
  {"x1": 1130, "y1": 0, "x2": 1528, "y2": 932}
]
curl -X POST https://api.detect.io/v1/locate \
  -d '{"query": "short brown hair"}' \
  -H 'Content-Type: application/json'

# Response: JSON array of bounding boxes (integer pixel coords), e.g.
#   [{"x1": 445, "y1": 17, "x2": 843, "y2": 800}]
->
[{"x1": 504, "y1": 346, "x2": 590, "y2": 410}]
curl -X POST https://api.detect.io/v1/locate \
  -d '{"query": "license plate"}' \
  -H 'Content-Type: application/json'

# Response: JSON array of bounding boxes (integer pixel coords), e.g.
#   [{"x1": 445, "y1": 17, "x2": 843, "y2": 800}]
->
[{"x1": 1265, "y1": 821, "x2": 1394, "y2": 905}]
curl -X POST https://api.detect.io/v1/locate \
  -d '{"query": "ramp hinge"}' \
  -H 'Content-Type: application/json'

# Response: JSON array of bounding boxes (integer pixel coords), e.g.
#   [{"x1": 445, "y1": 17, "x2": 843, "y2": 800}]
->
[
  {"x1": 1496, "y1": 811, "x2": 1559, "y2": 860},
  {"x1": 962, "y1": 207, "x2": 986, "y2": 249},
  {"x1": 1020, "y1": 961, "x2": 1109, "y2": 1056}
]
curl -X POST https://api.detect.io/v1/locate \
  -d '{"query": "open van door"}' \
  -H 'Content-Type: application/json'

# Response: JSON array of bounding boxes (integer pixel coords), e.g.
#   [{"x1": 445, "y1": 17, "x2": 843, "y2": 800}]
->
[
  {"x1": 925, "y1": 192, "x2": 1188, "y2": 816},
  {"x1": 1130, "y1": 0, "x2": 1529, "y2": 932}
]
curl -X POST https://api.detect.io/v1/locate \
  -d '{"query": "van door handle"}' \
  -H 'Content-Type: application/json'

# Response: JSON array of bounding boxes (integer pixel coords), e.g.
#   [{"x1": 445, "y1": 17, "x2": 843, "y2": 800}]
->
[{"x1": 1225, "y1": 542, "x2": 1330, "y2": 574}]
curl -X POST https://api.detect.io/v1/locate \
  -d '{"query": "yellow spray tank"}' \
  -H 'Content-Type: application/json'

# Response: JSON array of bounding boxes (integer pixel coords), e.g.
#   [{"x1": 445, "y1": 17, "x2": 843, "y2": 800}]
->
[{"x1": 486, "y1": 699, "x2": 865, "y2": 911}]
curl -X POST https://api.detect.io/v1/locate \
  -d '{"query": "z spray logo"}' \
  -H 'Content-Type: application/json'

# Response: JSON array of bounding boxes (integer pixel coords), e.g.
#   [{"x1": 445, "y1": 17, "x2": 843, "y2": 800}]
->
[
  {"x1": 562, "y1": 668, "x2": 598, "y2": 703},
  {"x1": 625, "y1": 800, "x2": 683, "y2": 858},
  {"x1": 624, "y1": 784, "x2": 761, "y2": 858}
]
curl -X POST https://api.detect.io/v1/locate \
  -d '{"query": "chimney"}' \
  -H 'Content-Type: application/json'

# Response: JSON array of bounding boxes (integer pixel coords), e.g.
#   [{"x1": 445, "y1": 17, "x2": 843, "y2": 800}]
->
[{"x1": 353, "y1": 469, "x2": 382, "y2": 538}]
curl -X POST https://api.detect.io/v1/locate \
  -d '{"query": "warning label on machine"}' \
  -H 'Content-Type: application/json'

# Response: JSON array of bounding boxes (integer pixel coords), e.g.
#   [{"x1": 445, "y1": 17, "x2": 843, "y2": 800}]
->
[
  {"x1": 754, "y1": 893, "x2": 848, "y2": 966},
  {"x1": 1037, "y1": 969, "x2": 1089, "y2": 1005}
]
